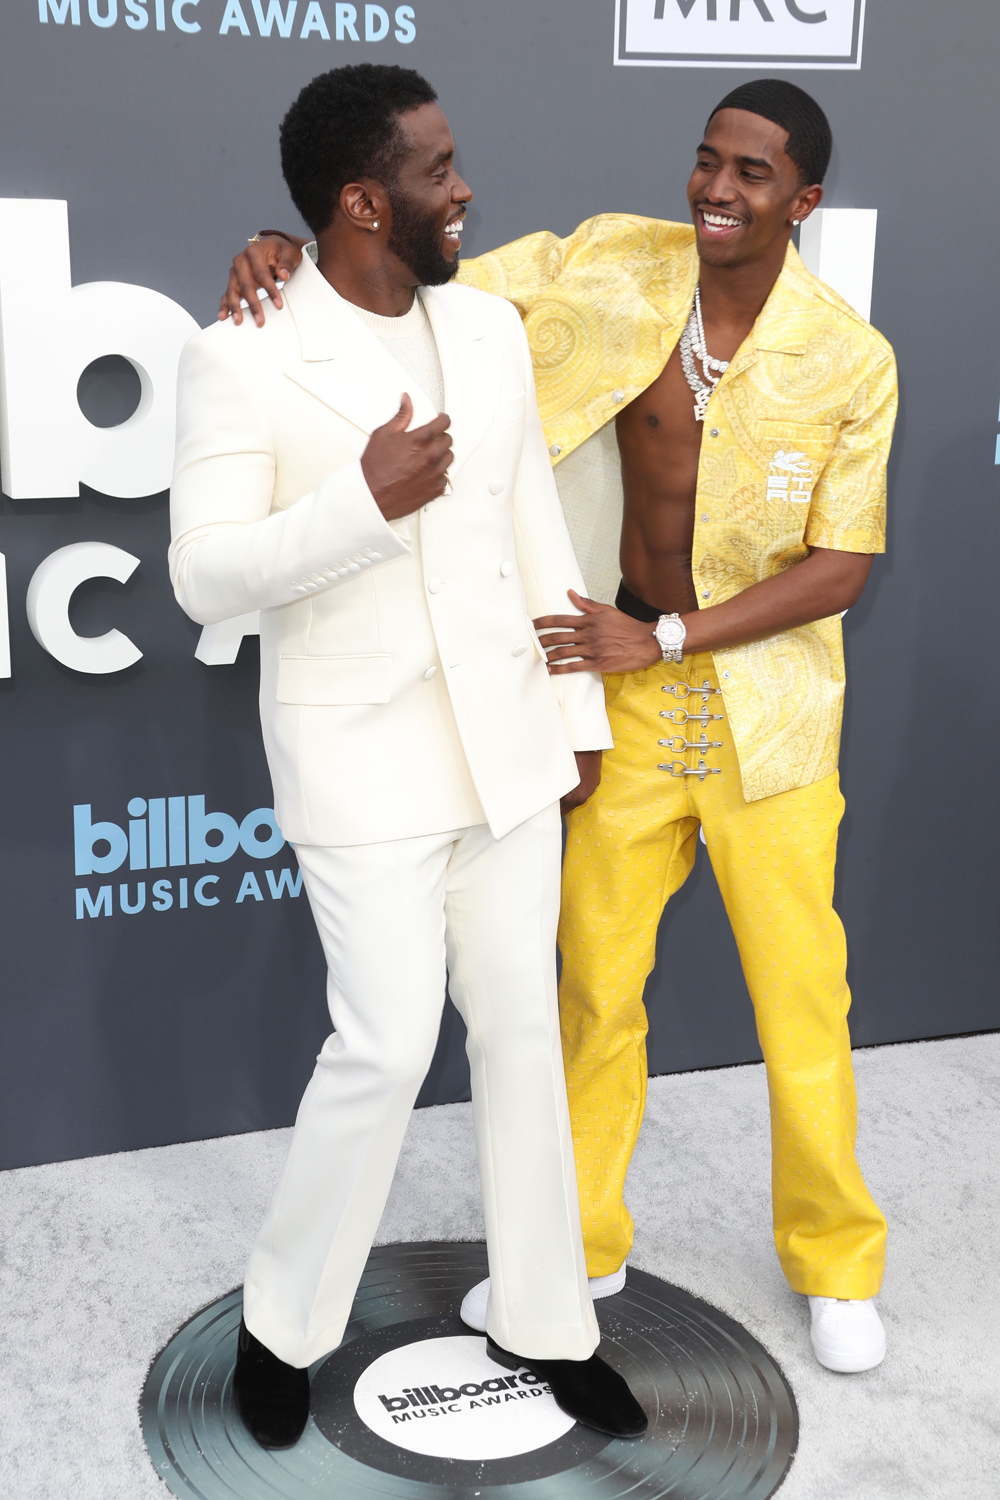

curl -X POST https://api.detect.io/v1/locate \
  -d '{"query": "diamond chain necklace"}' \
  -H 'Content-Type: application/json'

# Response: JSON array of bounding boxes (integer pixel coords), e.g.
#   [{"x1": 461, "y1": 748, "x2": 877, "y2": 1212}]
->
[{"x1": 679, "y1": 285, "x2": 729, "y2": 423}]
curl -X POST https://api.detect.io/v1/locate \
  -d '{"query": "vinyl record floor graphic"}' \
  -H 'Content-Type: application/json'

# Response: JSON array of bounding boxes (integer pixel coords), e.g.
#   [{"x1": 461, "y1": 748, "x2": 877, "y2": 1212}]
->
[{"x1": 141, "y1": 1241, "x2": 797, "y2": 1500}]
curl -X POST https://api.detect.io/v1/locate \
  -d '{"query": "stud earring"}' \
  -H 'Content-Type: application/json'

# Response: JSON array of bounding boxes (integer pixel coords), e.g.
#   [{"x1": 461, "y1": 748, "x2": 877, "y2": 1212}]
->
[
  {"x1": 792, "y1": 219, "x2": 800, "y2": 226},
  {"x1": 372, "y1": 220, "x2": 379, "y2": 230}
]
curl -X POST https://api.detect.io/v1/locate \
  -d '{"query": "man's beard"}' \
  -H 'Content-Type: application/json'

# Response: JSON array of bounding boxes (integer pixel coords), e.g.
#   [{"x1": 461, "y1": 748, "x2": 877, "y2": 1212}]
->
[{"x1": 386, "y1": 184, "x2": 459, "y2": 287}]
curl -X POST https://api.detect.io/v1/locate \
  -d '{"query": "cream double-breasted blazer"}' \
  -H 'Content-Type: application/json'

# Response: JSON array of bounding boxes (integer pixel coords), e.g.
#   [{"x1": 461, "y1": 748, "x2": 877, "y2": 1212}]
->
[{"x1": 169, "y1": 255, "x2": 611, "y2": 846}]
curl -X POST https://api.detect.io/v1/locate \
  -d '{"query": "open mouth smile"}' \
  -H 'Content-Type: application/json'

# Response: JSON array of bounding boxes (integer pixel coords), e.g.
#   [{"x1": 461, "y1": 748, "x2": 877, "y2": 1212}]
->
[
  {"x1": 444, "y1": 213, "x2": 465, "y2": 250},
  {"x1": 697, "y1": 209, "x2": 745, "y2": 238}
]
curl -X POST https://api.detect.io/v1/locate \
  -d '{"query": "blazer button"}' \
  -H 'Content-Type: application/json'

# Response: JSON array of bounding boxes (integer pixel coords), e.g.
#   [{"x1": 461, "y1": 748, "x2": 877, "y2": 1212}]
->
[
  {"x1": 423, "y1": 666, "x2": 437, "y2": 680},
  {"x1": 427, "y1": 577, "x2": 442, "y2": 594},
  {"x1": 489, "y1": 480, "x2": 504, "y2": 495},
  {"x1": 500, "y1": 560, "x2": 514, "y2": 577},
  {"x1": 548, "y1": 443, "x2": 561, "y2": 457},
  {"x1": 512, "y1": 644, "x2": 528, "y2": 657}
]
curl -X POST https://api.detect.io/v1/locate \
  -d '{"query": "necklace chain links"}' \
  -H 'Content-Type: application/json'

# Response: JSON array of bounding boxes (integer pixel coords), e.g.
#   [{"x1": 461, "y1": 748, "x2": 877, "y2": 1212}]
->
[{"x1": 679, "y1": 285, "x2": 729, "y2": 423}]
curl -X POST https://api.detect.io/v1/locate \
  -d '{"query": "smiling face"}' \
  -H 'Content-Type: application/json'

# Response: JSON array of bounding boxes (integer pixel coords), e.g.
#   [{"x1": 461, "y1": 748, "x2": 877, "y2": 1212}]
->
[
  {"x1": 686, "y1": 107, "x2": 822, "y2": 270},
  {"x1": 384, "y1": 101, "x2": 472, "y2": 285}
]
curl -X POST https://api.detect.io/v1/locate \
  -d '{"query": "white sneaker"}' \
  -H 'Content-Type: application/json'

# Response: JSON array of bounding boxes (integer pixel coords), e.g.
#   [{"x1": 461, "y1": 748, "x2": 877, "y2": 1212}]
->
[
  {"x1": 808, "y1": 1296, "x2": 886, "y2": 1373},
  {"x1": 459, "y1": 1265, "x2": 627, "y2": 1333}
]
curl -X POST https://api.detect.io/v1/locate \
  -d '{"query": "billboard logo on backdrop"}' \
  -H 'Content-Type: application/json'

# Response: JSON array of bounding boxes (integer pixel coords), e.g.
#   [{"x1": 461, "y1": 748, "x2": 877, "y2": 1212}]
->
[
  {"x1": 615, "y1": 0, "x2": 866, "y2": 69},
  {"x1": 37, "y1": 0, "x2": 417, "y2": 44},
  {"x1": 73, "y1": 795, "x2": 302, "y2": 918}
]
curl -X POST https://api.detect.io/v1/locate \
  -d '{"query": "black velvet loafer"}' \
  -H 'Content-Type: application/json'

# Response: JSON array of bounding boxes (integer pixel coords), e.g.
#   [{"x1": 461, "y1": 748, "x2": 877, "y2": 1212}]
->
[
  {"x1": 233, "y1": 1317, "x2": 311, "y2": 1449},
  {"x1": 485, "y1": 1335, "x2": 647, "y2": 1438}
]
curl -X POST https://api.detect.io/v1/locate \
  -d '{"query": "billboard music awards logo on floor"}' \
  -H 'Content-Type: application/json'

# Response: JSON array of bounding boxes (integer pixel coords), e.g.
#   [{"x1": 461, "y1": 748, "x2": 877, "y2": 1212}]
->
[
  {"x1": 353, "y1": 1337, "x2": 576, "y2": 1462},
  {"x1": 73, "y1": 794, "x2": 302, "y2": 919},
  {"x1": 36, "y1": 0, "x2": 418, "y2": 44},
  {"x1": 616, "y1": 0, "x2": 866, "y2": 69}
]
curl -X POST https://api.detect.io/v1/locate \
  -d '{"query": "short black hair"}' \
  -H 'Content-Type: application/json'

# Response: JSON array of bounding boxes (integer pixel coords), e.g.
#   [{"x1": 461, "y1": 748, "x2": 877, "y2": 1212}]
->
[
  {"x1": 280, "y1": 64, "x2": 438, "y2": 234},
  {"x1": 708, "y1": 79, "x2": 832, "y2": 186}
]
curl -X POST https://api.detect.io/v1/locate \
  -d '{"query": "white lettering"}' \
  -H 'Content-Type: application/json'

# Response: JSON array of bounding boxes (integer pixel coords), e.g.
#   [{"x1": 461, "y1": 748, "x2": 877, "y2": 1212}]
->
[
  {"x1": 299, "y1": 0, "x2": 329, "y2": 36},
  {"x1": 88, "y1": 0, "x2": 117, "y2": 25},
  {"x1": 172, "y1": 0, "x2": 201, "y2": 31},
  {"x1": 251, "y1": 0, "x2": 297, "y2": 35},
  {"x1": 393, "y1": 4, "x2": 414, "y2": 41},
  {"x1": 335, "y1": 2, "x2": 358, "y2": 39},
  {"x1": 39, "y1": 0, "x2": 81, "y2": 22},
  {"x1": 219, "y1": 0, "x2": 250, "y2": 31},
  {"x1": 26, "y1": 542, "x2": 142, "y2": 675},
  {"x1": 0, "y1": 199, "x2": 198, "y2": 500},
  {"x1": 364, "y1": 3, "x2": 388, "y2": 39},
  {"x1": 195, "y1": 611, "x2": 260, "y2": 665}
]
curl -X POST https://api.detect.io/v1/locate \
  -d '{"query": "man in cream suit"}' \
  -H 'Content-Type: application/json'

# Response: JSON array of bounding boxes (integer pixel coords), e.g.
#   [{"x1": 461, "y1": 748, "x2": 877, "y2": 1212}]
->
[{"x1": 169, "y1": 64, "x2": 646, "y2": 1449}]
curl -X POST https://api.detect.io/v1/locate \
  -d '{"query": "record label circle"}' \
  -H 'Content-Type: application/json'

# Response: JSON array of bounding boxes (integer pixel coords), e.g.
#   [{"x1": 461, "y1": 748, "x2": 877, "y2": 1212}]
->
[
  {"x1": 351, "y1": 1334, "x2": 576, "y2": 1458},
  {"x1": 141, "y1": 1240, "x2": 798, "y2": 1499}
]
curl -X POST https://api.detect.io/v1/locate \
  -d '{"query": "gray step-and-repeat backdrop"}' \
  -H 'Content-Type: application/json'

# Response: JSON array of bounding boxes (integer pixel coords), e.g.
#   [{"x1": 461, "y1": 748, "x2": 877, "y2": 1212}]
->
[{"x1": 1, "y1": 1, "x2": 997, "y2": 1170}]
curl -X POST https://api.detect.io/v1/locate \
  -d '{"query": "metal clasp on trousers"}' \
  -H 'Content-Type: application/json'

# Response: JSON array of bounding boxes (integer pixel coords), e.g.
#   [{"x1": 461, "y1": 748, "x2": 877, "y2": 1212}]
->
[
  {"x1": 662, "y1": 680, "x2": 723, "y2": 701},
  {"x1": 660, "y1": 707, "x2": 724, "y2": 727},
  {"x1": 658, "y1": 734, "x2": 723, "y2": 755},
  {"x1": 658, "y1": 759, "x2": 721, "y2": 780}
]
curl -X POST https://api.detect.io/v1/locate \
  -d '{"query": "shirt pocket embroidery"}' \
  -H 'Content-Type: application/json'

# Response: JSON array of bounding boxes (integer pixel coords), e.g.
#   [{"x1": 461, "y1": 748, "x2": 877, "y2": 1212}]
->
[{"x1": 754, "y1": 420, "x2": 837, "y2": 508}]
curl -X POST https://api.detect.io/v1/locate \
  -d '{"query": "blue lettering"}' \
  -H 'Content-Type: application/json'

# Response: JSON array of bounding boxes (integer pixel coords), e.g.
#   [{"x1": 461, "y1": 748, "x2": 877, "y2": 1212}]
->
[
  {"x1": 74, "y1": 804, "x2": 127, "y2": 877},
  {"x1": 266, "y1": 866, "x2": 303, "y2": 899},
  {"x1": 120, "y1": 882, "x2": 146, "y2": 914},
  {"x1": 148, "y1": 798, "x2": 167, "y2": 868},
  {"x1": 128, "y1": 797, "x2": 147, "y2": 871},
  {"x1": 179, "y1": 876, "x2": 189, "y2": 909},
  {"x1": 237, "y1": 871, "x2": 264, "y2": 903},
  {"x1": 168, "y1": 796, "x2": 187, "y2": 865},
  {"x1": 194, "y1": 875, "x2": 220, "y2": 906},
  {"x1": 76, "y1": 885, "x2": 112, "y2": 919},
  {"x1": 152, "y1": 879, "x2": 173, "y2": 911},
  {"x1": 188, "y1": 795, "x2": 240, "y2": 865},
  {"x1": 124, "y1": 0, "x2": 147, "y2": 26},
  {"x1": 239, "y1": 807, "x2": 284, "y2": 859},
  {"x1": 393, "y1": 4, "x2": 414, "y2": 42},
  {"x1": 88, "y1": 0, "x2": 117, "y2": 23}
]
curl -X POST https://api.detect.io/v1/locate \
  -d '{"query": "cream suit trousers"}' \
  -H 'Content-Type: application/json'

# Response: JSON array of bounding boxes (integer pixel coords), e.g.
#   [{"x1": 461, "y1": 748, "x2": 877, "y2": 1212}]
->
[{"x1": 242, "y1": 803, "x2": 600, "y2": 1369}]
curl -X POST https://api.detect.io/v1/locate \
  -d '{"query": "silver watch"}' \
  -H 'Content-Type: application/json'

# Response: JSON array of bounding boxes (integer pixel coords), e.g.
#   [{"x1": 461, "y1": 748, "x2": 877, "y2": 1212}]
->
[{"x1": 654, "y1": 612, "x2": 686, "y2": 664}]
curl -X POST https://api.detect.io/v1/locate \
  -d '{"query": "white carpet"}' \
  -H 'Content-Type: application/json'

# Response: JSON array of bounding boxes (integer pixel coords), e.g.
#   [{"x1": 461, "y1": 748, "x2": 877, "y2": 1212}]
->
[{"x1": 1, "y1": 1034, "x2": 997, "y2": 1499}]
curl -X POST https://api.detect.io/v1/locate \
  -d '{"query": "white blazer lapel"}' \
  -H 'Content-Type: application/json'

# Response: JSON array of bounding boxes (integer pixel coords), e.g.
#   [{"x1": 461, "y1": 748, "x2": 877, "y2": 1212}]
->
[
  {"x1": 281, "y1": 255, "x2": 438, "y2": 435},
  {"x1": 422, "y1": 286, "x2": 502, "y2": 478}
]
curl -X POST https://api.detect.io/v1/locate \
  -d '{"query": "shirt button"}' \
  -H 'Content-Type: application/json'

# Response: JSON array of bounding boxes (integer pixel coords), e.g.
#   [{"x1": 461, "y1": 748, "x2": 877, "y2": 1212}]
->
[
  {"x1": 702, "y1": 590, "x2": 711, "y2": 599},
  {"x1": 427, "y1": 577, "x2": 442, "y2": 594},
  {"x1": 723, "y1": 670, "x2": 731, "y2": 679},
  {"x1": 549, "y1": 443, "x2": 561, "y2": 457},
  {"x1": 500, "y1": 560, "x2": 514, "y2": 577},
  {"x1": 512, "y1": 644, "x2": 528, "y2": 657},
  {"x1": 709, "y1": 428, "x2": 720, "y2": 438},
  {"x1": 423, "y1": 666, "x2": 437, "y2": 680},
  {"x1": 489, "y1": 480, "x2": 504, "y2": 495},
  {"x1": 611, "y1": 389, "x2": 625, "y2": 404},
  {"x1": 701, "y1": 514, "x2": 710, "y2": 523}
]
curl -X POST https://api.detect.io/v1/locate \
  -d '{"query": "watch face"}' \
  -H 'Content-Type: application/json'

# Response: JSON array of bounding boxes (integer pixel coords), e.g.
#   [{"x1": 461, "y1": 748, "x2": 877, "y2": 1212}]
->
[{"x1": 656, "y1": 618, "x2": 685, "y2": 649}]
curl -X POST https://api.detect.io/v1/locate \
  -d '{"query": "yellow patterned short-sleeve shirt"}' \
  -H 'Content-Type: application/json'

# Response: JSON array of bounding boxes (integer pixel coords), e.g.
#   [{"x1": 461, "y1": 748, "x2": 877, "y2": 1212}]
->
[{"x1": 459, "y1": 214, "x2": 898, "y2": 802}]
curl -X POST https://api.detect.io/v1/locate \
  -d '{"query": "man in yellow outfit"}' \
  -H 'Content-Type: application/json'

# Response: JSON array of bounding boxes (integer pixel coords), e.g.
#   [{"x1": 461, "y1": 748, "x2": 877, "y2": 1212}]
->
[{"x1": 222, "y1": 77, "x2": 896, "y2": 1374}]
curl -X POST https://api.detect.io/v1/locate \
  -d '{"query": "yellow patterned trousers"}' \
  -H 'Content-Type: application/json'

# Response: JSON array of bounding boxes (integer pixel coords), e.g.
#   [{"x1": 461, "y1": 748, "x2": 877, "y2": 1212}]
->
[{"x1": 558, "y1": 653, "x2": 887, "y2": 1298}]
